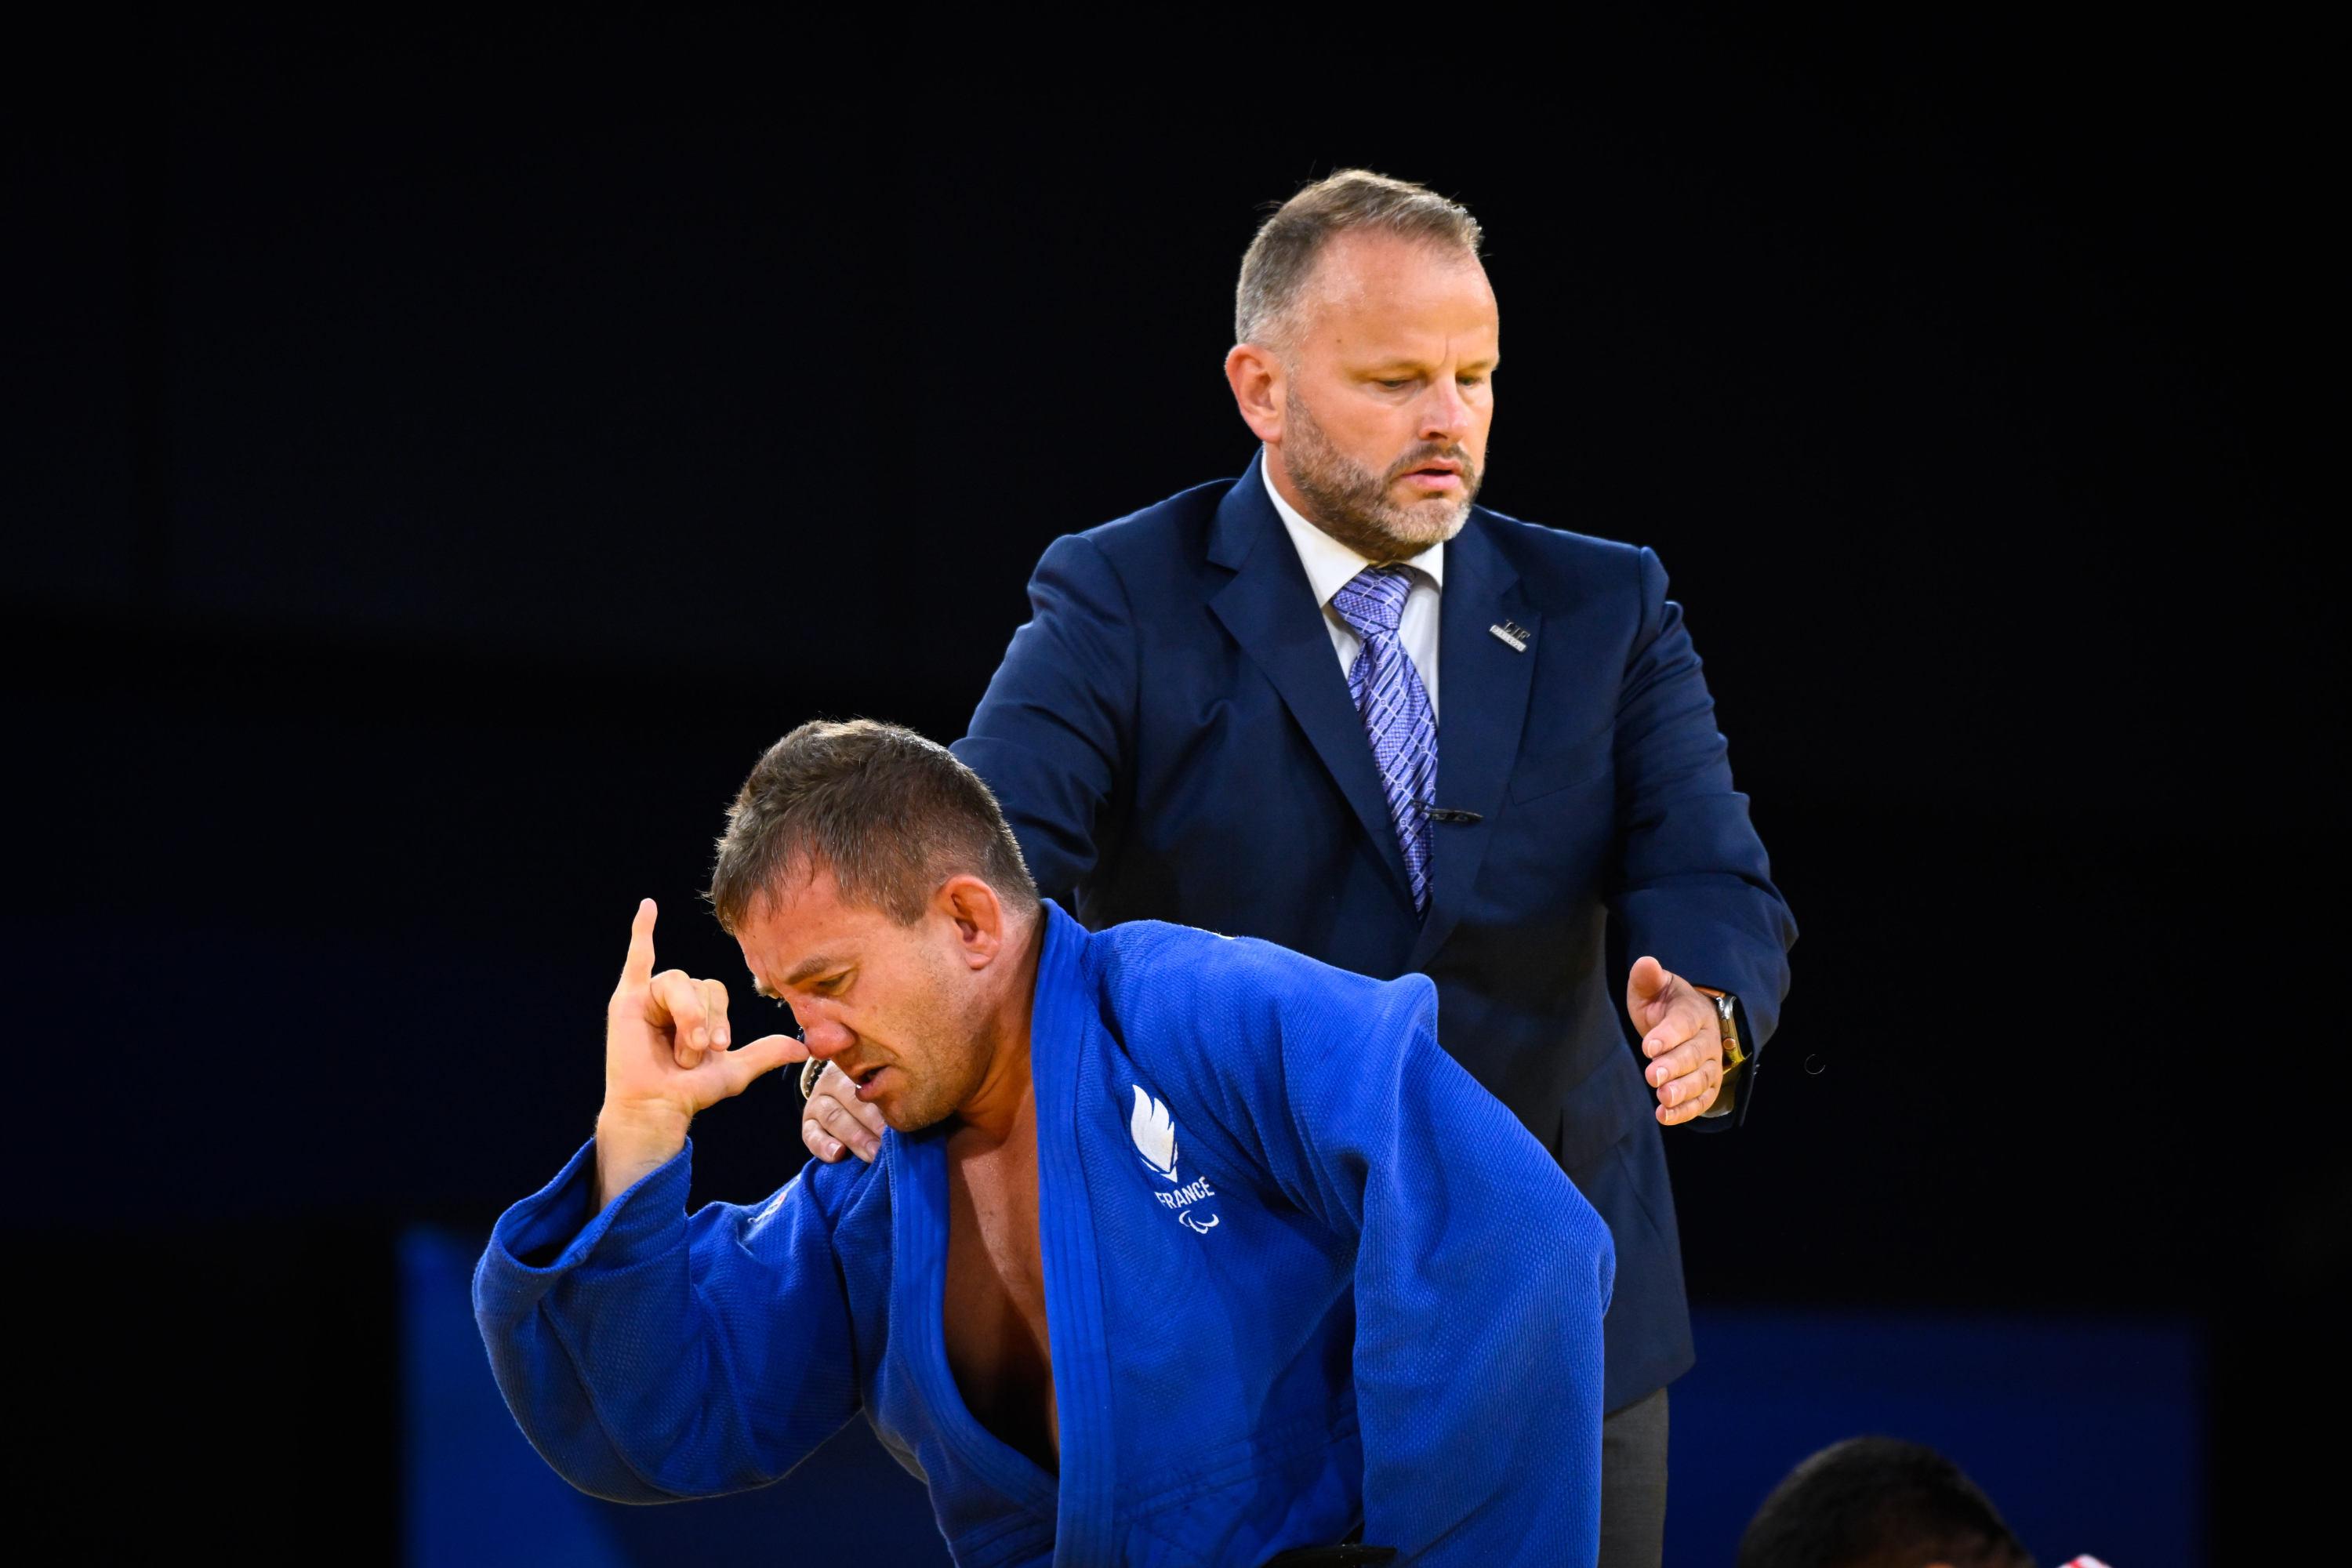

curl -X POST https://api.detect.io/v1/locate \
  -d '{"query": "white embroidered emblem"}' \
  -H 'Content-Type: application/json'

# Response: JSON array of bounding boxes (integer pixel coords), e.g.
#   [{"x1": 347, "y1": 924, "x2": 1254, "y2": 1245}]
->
[
  {"x1": 1130, "y1": 1085, "x2": 1181, "y2": 1182},
  {"x1": 1131, "y1": 1084, "x2": 1221, "y2": 1236}
]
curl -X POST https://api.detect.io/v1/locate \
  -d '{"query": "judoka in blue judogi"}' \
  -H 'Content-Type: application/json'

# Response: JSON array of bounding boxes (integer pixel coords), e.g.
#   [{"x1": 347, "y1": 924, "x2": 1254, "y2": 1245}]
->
[{"x1": 475, "y1": 720, "x2": 1613, "y2": 1566}]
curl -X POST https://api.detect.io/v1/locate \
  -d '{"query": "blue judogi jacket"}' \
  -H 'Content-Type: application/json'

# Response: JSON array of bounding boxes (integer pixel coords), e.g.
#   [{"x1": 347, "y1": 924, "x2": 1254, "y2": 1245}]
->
[{"x1": 475, "y1": 904, "x2": 1615, "y2": 1566}]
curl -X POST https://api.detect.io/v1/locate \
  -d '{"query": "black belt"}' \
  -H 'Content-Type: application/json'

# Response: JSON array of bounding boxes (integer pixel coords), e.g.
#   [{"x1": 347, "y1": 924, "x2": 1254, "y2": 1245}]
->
[{"x1": 1257, "y1": 1544, "x2": 1396, "y2": 1567}]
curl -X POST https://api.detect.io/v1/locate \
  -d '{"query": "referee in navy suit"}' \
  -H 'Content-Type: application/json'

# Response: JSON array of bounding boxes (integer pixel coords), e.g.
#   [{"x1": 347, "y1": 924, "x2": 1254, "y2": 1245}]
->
[{"x1": 803, "y1": 169, "x2": 1797, "y2": 1566}]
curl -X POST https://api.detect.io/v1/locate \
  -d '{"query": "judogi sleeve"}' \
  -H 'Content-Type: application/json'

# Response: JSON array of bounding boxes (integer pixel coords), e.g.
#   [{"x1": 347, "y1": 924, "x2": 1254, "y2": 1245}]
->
[
  {"x1": 1162, "y1": 937, "x2": 1618, "y2": 1566},
  {"x1": 471, "y1": 1139, "x2": 862, "y2": 1501},
  {"x1": 1606, "y1": 544, "x2": 1798, "y2": 1123}
]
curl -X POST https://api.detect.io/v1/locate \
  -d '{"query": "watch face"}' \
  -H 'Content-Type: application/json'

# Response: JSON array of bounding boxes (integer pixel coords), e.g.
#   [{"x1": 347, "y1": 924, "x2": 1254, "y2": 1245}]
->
[{"x1": 1711, "y1": 995, "x2": 1744, "y2": 1066}]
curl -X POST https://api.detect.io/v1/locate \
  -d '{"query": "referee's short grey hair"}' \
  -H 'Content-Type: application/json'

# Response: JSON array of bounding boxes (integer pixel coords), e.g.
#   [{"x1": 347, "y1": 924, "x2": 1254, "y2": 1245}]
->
[{"x1": 1233, "y1": 169, "x2": 1483, "y2": 351}]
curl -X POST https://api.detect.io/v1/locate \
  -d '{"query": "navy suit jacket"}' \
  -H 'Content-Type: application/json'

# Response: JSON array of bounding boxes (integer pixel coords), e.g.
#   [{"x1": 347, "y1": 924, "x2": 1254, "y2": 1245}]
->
[{"x1": 954, "y1": 454, "x2": 1795, "y2": 1409}]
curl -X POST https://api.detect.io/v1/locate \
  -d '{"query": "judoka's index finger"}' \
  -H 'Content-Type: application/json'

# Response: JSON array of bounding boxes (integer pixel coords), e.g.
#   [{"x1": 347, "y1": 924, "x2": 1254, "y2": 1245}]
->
[{"x1": 620, "y1": 898, "x2": 658, "y2": 989}]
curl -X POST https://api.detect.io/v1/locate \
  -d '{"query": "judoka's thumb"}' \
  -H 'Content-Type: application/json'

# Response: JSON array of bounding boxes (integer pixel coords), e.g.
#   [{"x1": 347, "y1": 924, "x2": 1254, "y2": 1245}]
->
[{"x1": 713, "y1": 1032, "x2": 809, "y2": 1099}]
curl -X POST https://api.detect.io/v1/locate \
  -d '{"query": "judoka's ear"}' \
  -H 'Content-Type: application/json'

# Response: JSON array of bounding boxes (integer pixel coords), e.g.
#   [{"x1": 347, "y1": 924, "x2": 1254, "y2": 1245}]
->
[{"x1": 935, "y1": 875, "x2": 1009, "y2": 970}]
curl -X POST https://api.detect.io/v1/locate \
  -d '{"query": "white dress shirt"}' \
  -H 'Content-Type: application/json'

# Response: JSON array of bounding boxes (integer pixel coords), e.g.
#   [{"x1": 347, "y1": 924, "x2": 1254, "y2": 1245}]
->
[{"x1": 1261, "y1": 457, "x2": 1446, "y2": 720}]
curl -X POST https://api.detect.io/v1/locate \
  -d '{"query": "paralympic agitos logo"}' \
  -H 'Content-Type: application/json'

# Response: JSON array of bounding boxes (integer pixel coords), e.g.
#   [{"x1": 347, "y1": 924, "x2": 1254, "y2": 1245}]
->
[{"x1": 1129, "y1": 1086, "x2": 1220, "y2": 1236}]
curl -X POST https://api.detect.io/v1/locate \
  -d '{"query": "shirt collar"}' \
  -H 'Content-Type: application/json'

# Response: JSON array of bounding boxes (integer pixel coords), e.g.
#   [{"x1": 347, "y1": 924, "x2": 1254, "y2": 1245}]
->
[{"x1": 1259, "y1": 452, "x2": 1446, "y2": 610}]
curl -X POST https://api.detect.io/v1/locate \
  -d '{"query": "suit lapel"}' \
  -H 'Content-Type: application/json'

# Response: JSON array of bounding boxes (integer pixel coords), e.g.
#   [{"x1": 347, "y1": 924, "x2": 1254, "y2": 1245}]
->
[
  {"x1": 1408, "y1": 516, "x2": 1540, "y2": 971},
  {"x1": 1207, "y1": 457, "x2": 1417, "y2": 910}
]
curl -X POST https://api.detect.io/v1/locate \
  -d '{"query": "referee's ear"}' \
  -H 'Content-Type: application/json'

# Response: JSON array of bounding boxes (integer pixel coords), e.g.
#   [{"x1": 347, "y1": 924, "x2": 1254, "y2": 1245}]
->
[{"x1": 1225, "y1": 342, "x2": 1287, "y2": 442}]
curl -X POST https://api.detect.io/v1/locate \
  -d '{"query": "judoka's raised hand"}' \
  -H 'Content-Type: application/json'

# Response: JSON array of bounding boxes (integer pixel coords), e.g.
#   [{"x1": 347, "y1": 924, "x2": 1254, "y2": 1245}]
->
[
  {"x1": 1626, "y1": 955, "x2": 1725, "y2": 1127},
  {"x1": 595, "y1": 898, "x2": 807, "y2": 1210}
]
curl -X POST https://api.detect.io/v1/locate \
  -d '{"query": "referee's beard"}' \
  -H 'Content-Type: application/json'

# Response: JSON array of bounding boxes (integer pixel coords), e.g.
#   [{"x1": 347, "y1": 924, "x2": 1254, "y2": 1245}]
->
[{"x1": 1280, "y1": 390, "x2": 1480, "y2": 563}]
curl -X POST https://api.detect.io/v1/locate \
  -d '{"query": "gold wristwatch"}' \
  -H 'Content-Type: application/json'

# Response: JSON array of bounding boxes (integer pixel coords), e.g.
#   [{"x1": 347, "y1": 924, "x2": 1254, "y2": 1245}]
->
[{"x1": 1692, "y1": 985, "x2": 1746, "y2": 1120}]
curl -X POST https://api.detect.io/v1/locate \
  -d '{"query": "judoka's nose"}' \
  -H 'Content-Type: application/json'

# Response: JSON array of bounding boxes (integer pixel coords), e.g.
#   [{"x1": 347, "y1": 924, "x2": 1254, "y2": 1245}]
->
[{"x1": 793, "y1": 1003, "x2": 855, "y2": 1061}]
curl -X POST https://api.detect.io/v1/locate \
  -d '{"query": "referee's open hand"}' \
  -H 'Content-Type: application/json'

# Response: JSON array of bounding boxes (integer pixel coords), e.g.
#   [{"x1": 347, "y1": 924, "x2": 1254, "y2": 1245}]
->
[
  {"x1": 1626, "y1": 956, "x2": 1726, "y2": 1127},
  {"x1": 593, "y1": 898, "x2": 808, "y2": 1210},
  {"x1": 801, "y1": 1062, "x2": 888, "y2": 1164}
]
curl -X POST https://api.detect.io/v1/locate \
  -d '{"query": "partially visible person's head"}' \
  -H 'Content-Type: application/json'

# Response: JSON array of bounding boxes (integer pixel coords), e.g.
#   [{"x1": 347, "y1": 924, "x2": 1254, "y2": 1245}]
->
[
  {"x1": 1225, "y1": 169, "x2": 1499, "y2": 561},
  {"x1": 707, "y1": 719, "x2": 1040, "y2": 1132},
  {"x1": 1738, "y1": 1436, "x2": 2034, "y2": 1568}
]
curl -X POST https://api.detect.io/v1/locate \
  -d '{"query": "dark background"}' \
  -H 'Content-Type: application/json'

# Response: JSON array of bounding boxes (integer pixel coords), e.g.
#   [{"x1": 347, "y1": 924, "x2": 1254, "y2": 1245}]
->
[{"x1": 5, "y1": 11, "x2": 2328, "y2": 1561}]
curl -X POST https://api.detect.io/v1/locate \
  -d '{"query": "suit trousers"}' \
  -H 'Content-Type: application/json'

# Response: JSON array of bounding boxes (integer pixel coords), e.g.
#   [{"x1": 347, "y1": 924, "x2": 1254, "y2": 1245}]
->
[{"x1": 1598, "y1": 1386, "x2": 1670, "y2": 1567}]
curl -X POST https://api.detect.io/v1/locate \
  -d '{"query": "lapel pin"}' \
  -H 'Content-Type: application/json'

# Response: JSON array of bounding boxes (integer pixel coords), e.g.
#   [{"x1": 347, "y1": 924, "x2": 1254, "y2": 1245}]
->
[{"x1": 1488, "y1": 620, "x2": 1530, "y2": 652}]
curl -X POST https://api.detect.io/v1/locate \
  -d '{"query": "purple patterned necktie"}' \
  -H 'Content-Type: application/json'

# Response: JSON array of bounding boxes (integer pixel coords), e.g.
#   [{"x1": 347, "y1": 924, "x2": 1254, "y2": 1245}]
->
[{"x1": 1331, "y1": 565, "x2": 1437, "y2": 914}]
